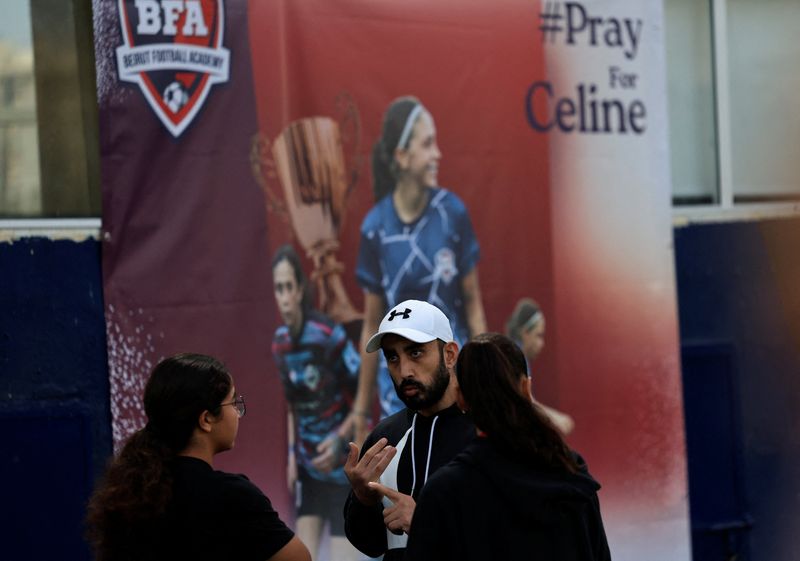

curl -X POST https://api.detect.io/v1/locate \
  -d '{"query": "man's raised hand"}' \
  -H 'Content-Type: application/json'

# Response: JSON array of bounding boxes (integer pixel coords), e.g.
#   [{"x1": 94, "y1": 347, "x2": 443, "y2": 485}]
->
[{"x1": 344, "y1": 437, "x2": 396, "y2": 506}]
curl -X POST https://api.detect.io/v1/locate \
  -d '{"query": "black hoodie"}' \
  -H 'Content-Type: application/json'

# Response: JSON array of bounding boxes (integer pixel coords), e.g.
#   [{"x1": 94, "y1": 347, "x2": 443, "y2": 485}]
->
[
  {"x1": 404, "y1": 437, "x2": 611, "y2": 561},
  {"x1": 343, "y1": 405, "x2": 476, "y2": 561}
]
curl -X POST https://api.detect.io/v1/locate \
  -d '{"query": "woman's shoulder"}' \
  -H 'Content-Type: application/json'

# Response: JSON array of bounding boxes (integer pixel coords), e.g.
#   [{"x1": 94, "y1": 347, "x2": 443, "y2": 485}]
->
[
  {"x1": 418, "y1": 453, "x2": 475, "y2": 503},
  {"x1": 429, "y1": 187, "x2": 469, "y2": 215},
  {"x1": 425, "y1": 439, "x2": 485, "y2": 483},
  {"x1": 360, "y1": 194, "x2": 395, "y2": 231},
  {"x1": 173, "y1": 458, "x2": 274, "y2": 513},
  {"x1": 212, "y1": 470, "x2": 274, "y2": 509}
]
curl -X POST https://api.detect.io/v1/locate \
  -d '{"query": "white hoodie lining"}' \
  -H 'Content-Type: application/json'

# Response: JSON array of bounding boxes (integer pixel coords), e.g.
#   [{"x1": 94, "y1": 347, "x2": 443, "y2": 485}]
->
[{"x1": 410, "y1": 412, "x2": 439, "y2": 498}]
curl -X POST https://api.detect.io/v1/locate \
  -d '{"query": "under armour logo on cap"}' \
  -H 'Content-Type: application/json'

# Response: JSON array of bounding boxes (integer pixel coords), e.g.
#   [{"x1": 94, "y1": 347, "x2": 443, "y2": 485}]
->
[
  {"x1": 388, "y1": 308, "x2": 412, "y2": 321},
  {"x1": 365, "y1": 299, "x2": 454, "y2": 353}
]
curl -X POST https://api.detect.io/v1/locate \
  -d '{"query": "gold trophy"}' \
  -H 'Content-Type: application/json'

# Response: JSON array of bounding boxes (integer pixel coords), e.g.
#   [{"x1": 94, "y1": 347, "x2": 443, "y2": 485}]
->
[{"x1": 251, "y1": 94, "x2": 362, "y2": 325}]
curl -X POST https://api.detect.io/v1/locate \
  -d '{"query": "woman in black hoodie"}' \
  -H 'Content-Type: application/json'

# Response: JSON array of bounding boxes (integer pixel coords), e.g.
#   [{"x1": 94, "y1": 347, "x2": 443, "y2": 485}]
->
[{"x1": 404, "y1": 333, "x2": 611, "y2": 561}]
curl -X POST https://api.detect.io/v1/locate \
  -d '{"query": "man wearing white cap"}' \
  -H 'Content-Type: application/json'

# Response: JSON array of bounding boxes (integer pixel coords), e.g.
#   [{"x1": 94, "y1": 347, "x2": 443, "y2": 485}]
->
[{"x1": 342, "y1": 300, "x2": 476, "y2": 561}]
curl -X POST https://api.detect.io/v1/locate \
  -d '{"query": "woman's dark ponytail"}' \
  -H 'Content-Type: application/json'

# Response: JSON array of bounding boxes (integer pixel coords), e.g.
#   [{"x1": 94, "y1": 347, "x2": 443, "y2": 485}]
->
[{"x1": 457, "y1": 336, "x2": 577, "y2": 473}]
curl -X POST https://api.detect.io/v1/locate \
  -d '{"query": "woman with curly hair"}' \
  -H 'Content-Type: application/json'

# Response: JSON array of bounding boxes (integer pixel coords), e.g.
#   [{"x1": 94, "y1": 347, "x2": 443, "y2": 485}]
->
[{"x1": 86, "y1": 353, "x2": 310, "y2": 561}]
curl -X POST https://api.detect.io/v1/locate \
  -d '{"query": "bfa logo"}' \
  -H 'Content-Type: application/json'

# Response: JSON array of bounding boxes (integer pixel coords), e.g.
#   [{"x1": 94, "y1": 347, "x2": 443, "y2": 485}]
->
[{"x1": 115, "y1": 0, "x2": 231, "y2": 137}]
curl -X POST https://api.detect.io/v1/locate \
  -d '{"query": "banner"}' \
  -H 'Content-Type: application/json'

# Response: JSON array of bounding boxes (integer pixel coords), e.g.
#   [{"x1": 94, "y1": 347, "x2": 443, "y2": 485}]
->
[{"x1": 95, "y1": 1, "x2": 689, "y2": 559}]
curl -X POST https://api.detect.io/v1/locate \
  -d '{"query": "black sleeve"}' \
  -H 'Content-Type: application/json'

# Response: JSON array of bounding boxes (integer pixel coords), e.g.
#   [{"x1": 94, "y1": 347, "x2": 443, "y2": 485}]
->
[
  {"x1": 225, "y1": 475, "x2": 295, "y2": 561},
  {"x1": 342, "y1": 431, "x2": 389, "y2": 557},
  {"x1": 404, "y1": 481, "x2": 449, "y2": 561},
  {"x1": 591, "y1": 494, "x2": 612, "y2": 561},
  {"x1": 343, "y1": 491, "x2": 388, "y2": 557}
]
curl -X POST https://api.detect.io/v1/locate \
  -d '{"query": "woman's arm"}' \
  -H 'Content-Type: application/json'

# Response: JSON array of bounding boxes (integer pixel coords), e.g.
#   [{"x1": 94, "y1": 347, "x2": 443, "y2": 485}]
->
[
  {"x1": 461, "y1": 267, "x2": 487, "y2": 337},
  {"x1": 351, "y1": 291, "x2": 386, "y2": 446},
  {"x1": 532, "y1": 399, "x2": 575, "y2": 435},
  {"x1": 267, "y1": 536, "x2": 311, "y2": 561}
]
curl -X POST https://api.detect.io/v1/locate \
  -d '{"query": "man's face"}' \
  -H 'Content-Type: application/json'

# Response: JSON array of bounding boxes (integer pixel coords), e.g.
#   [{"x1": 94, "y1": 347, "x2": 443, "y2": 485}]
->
[{"x1": 381, "y1": 334, "x2": 450, "y2": 412}]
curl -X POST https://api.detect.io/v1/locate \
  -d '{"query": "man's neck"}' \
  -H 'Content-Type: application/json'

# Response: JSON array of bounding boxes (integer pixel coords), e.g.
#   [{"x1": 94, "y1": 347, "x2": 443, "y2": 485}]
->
[{"x1": 417, "y1": 385, "x2": 458, "y2": 417}]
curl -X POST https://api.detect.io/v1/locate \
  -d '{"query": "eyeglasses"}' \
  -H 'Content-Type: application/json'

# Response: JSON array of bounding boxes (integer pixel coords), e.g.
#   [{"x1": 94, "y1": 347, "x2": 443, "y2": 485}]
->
[{"x1": 220, "y1": 395, "x2": 246, "y2": 417}]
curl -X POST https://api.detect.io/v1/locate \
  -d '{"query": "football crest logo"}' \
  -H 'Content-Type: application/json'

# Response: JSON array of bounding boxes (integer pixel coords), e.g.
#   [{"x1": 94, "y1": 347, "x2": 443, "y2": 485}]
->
[{"x1": 115, "y1": 0, "x2": 230, "y2": 137}]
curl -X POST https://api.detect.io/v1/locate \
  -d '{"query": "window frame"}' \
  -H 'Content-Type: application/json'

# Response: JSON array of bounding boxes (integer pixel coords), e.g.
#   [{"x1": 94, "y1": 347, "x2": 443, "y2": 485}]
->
[
  {"x1": 0, "y1": 0, "x2": 101, "y2": 223},
  {"x1": 671, "y1": 0, "x2": 800, "y2": 224}
]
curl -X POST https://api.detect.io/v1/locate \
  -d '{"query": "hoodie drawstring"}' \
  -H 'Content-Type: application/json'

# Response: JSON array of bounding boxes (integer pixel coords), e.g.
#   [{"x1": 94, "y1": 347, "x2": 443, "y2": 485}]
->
[{"x1": 410, "y1": 413, "x2": 439, "y2": 498}]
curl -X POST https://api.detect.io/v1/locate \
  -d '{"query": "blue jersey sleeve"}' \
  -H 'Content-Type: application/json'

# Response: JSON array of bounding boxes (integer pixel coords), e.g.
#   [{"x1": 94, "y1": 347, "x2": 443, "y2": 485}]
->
[
  {"x1": 328, "y1": 323, "x2": 360, "y2": 385},
  {"x1": 451, "y1": 193, "x2": 480, "y2": 276},
  {"x1": 355, "y1": 210, "x2": 384, "y2": 294},
  {"x1": 271, "y1": 328, "x2": 291, "y2": 393}
]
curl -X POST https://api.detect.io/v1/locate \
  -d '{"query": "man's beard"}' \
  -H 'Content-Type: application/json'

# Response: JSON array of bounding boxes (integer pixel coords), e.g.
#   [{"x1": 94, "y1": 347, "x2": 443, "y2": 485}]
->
[{"x1": 394, "y1": 350, "x2": 450, "y2": 411}]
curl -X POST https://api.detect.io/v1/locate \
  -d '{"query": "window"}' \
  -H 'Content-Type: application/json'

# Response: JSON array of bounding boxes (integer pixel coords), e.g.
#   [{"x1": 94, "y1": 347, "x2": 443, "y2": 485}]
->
[
  {"x1": 727, "y1": 0, "x2": 800, "y2": 204},
  {"x1": 0, "y1": 0, "x2": 100, "y2": 220},
  {"x1": 0, "y1": 1, "x2": 40, "y2": 216},
  {"x1": 667, "y1": 0, "x2": 800, "y2": 220}
]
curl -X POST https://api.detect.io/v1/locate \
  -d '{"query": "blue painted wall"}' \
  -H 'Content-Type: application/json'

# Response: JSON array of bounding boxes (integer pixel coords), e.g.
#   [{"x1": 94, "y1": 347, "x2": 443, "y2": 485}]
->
[
  {"x1": 674, "y1": 217, "x2": 800, "y2": 561},
  {"x1": 0, "y1": 237, "x2": 111, "y2": 561}
]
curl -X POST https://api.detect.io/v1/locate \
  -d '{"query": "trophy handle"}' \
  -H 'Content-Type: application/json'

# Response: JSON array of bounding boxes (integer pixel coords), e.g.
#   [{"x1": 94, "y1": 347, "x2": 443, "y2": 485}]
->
[
  {"x1": 335, "y1": 91, "x2": 363, "y2": 197},
  {"x1": 255, "y1": 101, "x2": 364, "y2": 326},
  {"x1": 308, "y1": 239, "x2": 363, "y2": 325},
  {"x1": 250, "y1": 132, "x2": 290, "y2": 219}
]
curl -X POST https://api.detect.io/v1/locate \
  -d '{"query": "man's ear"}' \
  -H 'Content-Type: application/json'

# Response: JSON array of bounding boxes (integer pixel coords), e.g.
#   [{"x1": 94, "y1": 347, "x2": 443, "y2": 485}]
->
[
  {"x1": 443, "y1": 341, "x2": 459, "y2": 369},
  {"x1": 197, "y1": 410, "x2": 214, "y2": 433}
]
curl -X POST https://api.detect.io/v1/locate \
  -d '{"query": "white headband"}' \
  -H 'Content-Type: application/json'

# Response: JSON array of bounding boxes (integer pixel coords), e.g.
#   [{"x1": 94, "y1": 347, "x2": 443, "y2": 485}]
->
[
  {"x1": 396, "y1": 104, "x2": 424, "y2": 151},
  {"x1": 522, "y1": 311, "x2": 543, "y2": 332}
]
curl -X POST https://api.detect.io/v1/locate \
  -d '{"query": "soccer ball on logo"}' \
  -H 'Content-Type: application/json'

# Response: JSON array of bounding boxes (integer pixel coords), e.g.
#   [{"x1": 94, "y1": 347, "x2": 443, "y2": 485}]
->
[{"x1": 162, "y1": 82, "x2": 189, "y2": 114}]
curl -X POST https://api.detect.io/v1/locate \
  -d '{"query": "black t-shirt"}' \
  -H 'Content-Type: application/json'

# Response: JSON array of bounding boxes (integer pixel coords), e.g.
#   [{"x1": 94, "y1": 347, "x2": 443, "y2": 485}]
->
[{"x1": 157, "y1": 456, "x2": 294, "y2": 561}]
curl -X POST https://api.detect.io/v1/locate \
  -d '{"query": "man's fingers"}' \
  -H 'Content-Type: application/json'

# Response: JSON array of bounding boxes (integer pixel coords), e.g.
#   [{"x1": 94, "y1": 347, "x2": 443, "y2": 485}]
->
[
  {"x1": 368, "y1": 481, "x2": 403, "y2": 502},
  {"x1": 370, "y1": 444, "x2": 397, "y2": 477},
  {"x1": 383, "y1": 510, "x2": 408, "y2": 534},
  {"x1": 344, "y1": 442, "x2": 360, "y2": 470},
  {"x1": 360, "y1": 437, "x2": 389, "y2": 465},
  {"x1": 357, "y1": 442, "x2": 395, "y2": 480}
]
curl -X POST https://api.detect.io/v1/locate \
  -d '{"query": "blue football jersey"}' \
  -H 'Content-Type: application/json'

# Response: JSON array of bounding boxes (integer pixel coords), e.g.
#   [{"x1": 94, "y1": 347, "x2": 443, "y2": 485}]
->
[
  {"x1": 356, "y1": 187, "x2": 480, "y2": 416},
  {"x1": 272, "y1": 310, "x2": 360, "y2": 484}
]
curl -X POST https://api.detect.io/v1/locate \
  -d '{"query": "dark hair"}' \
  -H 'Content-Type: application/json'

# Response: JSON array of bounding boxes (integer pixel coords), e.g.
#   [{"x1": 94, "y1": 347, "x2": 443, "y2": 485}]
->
[
  {"x1": 86, "y1": 353, "x2": 232, "y2": 561},
  {"x1": 371, "y1": 95, "x2": 423, "y2": 201},
  {"x1": 472, "y1": 331, "x2": 528, "y2": 377},
  {"x1": 505, "y1": 297, "x2": 543, "y2": 343},
  {"x1": 271, "y1": 243, "x2": 312, "y2": 314},
  {"x1": 457, "y1": 335, "x2": 576, "y2": 472}
]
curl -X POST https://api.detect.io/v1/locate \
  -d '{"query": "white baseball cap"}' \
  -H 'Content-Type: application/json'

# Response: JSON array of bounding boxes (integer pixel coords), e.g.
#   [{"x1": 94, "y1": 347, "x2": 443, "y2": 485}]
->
[{"x1": 366, "y1": 300, "x2": 454, "y2": 353}]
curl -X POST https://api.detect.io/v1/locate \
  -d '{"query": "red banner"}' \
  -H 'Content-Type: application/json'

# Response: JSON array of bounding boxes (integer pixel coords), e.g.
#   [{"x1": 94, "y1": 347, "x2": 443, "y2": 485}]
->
[{"x1": 96, "y1": 1, "x2": 689, "y2": 559}]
